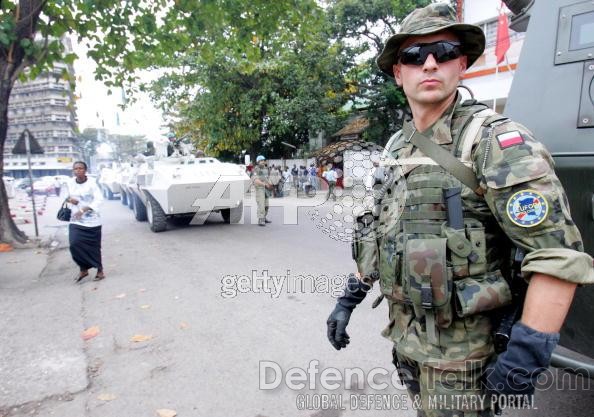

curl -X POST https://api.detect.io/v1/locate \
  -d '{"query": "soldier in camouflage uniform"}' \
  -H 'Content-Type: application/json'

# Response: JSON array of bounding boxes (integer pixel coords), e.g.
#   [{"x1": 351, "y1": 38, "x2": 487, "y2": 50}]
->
[
  {"x1": 326, "y1": 3, "x2": 594, "y2": 417},
  {"x1": 252, "y1": 155, "x2": 272, "y2": 226}
]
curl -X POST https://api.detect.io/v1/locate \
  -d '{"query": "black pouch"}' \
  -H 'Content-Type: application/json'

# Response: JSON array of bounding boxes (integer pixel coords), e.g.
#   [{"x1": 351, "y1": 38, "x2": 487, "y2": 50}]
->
[{"x1": 57, "y1": 200, "x2": 71, "y2": 222}]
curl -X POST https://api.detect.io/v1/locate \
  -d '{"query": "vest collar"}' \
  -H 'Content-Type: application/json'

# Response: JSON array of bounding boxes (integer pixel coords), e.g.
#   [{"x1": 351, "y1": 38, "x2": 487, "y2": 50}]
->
[{"x1": 402, "y1": 94, "x2": 461, "y2": 145}]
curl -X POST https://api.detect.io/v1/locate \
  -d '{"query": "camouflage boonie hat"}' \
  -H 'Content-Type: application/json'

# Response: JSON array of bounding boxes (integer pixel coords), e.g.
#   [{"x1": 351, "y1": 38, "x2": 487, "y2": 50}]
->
[{"x1": 377, "y1": 3, "x2": 485, "y2": 77}]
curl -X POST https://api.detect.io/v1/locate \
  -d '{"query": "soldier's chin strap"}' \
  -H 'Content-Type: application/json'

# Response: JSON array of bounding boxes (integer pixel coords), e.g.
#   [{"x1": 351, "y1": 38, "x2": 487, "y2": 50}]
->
[{"x1": 406, "y1": 128, "x2": 484, "y2": 196}]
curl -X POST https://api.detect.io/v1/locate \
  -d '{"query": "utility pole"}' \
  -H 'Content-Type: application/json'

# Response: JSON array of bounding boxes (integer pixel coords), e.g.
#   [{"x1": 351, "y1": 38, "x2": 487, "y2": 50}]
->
[{"x1": 12, "y1": 129, "x2": 44, "y2": 237}]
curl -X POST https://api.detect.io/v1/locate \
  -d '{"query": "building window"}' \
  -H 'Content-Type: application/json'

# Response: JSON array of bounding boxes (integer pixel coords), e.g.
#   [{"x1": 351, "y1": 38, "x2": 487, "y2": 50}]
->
[{"x1": 482, "y1": 16, "x2": 523, "y2": 48}]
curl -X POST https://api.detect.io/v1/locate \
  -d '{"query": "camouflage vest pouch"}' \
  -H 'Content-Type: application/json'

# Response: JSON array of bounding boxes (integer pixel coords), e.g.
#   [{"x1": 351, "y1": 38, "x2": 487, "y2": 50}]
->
[
  {"x1": 403, "y1": 236, "x2": 453, "y2": 340},
  {"x1": 454, "y1": 269, "x2": 512, "y2": 318}
]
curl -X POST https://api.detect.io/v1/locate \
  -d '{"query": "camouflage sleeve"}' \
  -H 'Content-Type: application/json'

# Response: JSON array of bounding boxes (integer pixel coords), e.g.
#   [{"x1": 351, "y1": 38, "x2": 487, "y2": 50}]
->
[
  {"x1": 473, "y1": 120, "x2": 594, "y2": 284},
  {"x1": 353, "y1": 217, "x2": 379, "y2": 282}
]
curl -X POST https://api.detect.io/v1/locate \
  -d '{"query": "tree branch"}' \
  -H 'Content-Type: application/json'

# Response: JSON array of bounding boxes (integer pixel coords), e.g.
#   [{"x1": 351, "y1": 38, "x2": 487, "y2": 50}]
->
[
  {"x1": 356, "y1": 27, "x2": 383, "y2": 51},
  {"x1": 380, "y1": 17, "x2": 396, "y2": 34}
]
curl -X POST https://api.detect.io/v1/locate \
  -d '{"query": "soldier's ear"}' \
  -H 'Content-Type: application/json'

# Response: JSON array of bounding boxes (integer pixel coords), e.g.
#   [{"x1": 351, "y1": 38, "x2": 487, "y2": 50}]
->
[
  {"x1": 393, "y1": 63, "x2": 403, "y2": 86},
  {"x1": 458, "y1": 55, "x2": 468, "y2": 76}
]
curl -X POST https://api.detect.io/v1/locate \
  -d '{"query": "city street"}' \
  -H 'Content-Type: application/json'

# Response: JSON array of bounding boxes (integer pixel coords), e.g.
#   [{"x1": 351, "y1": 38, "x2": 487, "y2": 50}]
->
[{"x1": 0, "y1": 193, "x2": 592, "y2": 417}]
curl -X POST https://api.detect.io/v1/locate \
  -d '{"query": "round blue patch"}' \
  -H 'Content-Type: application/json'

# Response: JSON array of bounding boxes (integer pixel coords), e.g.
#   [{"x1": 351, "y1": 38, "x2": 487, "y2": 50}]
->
[{"x1": 506, "y1": 190, "x2": 548, "y2": 227}]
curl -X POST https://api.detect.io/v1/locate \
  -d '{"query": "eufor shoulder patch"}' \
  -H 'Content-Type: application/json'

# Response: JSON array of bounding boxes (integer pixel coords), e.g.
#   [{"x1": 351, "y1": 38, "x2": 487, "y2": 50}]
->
[
  {"x1": 496, "y1": 130, "x2": 524, "y2": 149},
  {"x1": 506, "y1": 190, "x2": 548, "y2": 227}
]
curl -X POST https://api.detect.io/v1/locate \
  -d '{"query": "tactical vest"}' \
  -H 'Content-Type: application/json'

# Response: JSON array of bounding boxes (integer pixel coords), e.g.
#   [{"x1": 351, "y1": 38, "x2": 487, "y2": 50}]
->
[
  {"x1": 375, "y1": 101, "x2": 513, "y2": 345},
  {"x1": 253, "y1": 165, "x2": 269, "y2": 188}
]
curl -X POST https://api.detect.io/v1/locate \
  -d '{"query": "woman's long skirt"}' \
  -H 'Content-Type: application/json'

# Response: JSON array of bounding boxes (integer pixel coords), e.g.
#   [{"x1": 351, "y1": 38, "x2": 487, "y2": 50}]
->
[{"x1": 69, "y1": 224, "x2": 102, "y2": 272}]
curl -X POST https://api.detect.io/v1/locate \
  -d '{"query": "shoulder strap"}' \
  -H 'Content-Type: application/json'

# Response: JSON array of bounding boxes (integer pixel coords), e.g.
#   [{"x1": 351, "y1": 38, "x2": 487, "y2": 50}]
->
[
  {"x1": 459, "y1": 108, "x2": 508, "y2": 165},
  {"x1": 408, "y1": 130, "x2": 483, "y2": 195}
]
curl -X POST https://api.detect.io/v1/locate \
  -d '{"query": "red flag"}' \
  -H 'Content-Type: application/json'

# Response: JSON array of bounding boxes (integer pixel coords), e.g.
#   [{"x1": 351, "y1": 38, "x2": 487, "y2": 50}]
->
[{"x1": 495, "y1": 11, "x2": 510, "y2": 64}]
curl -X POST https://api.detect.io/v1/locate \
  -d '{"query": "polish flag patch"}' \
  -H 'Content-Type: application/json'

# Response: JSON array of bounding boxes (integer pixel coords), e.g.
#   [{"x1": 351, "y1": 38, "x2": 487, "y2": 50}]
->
[{"x1": 496, "y1": 131, "x2": 524, "y2": 149}]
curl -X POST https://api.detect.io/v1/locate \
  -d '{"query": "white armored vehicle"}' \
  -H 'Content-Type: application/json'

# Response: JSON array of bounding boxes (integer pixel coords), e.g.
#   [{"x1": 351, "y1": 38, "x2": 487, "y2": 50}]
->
[
  {"x1": 127, "y1": 154, "x2": 250, "y2": 232},
  {"x1": 98, "y1": 165, "x2": 121, "y2": 200},
  {"x1": 116, "y1": 163, "x2": 136, "y2": 208}
]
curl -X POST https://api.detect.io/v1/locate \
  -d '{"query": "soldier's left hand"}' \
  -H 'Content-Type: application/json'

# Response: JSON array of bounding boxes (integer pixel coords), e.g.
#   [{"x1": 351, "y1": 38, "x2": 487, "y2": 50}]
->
[{"x1": 483, "y1": 321, "x2": 559, "y2": 396}]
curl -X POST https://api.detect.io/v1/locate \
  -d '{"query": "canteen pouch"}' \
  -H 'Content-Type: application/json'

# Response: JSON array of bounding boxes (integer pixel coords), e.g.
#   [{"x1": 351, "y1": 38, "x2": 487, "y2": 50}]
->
[
  {"x1": 454, "y1": 270, "x2": 512, "y2": 318},
  {"x1": 404, "y1": 237, "x2": 452, "y2": 329},
  {"x1": 441, "y1": 221, "x2": 488, "y2": 277},
  {"x1": 442, "y1": 225, "x2": 471, "y2": 277}
]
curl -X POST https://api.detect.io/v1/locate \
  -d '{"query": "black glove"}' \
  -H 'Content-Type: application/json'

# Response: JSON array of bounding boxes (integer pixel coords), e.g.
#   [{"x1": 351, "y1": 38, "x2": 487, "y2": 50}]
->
[
  {"x1": 484, "y1": 321, "x2": 559, "y2": 396},
  {"x1": 326, "y1": 274, "x2": 371, "y2": 350}
]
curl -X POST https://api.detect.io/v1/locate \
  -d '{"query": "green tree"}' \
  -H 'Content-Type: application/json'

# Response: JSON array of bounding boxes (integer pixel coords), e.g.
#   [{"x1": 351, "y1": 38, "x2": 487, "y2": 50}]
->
[
  {"x1": 326, "y1": 0, "x2": 431, "y2": 144},
  {"x1": 0, "y1": 0, "x2": 170, "y2": 245},
  {"x1": 148, "y1": 0, "x2": 349, "y2": 160}
]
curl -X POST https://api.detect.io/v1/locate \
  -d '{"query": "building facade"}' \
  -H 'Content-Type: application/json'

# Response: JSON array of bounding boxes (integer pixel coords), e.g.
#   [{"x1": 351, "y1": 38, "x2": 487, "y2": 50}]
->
[
  {"x1": 460, "y1": 0, "x2": 525, "y2": 112},
  {"x1": 3, "y1": 38, "x2": 81, "y2": 179}
]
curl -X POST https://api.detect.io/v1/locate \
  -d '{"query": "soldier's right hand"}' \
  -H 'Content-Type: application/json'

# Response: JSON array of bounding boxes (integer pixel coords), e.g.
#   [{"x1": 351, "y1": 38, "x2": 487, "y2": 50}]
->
[{"x1": 326, "y1": 304, "x2": 352, "y2": 350}]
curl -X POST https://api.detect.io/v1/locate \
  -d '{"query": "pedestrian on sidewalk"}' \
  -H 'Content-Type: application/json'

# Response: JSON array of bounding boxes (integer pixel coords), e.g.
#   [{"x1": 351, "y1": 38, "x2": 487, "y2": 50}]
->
[
  {"x1": 323, "y1": 164, "x2": 337, "y2": 201},
  {"x1": 53, "y1": 177, "x2": 62, "y2": 196},
  {"x1": 65, "y1": 161, "x2": 106, "y2": 282},
  {"x1": 269, "y1": 164, "x2": 281, "y2": 197},
  {"x1": 308, "y1": 163, "x2": 319, "y2": 191},
  {"x1": 291, "y1": 164, "x2": 299, "y2": 192}
]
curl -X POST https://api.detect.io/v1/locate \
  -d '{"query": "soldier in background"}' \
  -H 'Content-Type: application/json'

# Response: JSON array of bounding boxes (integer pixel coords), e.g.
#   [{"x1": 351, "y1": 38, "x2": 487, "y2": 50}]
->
[
  {"x1": 143, "y1": 141, "x2": 155, "y2": 157},
  {"x1": 326, "y1": 3, "x2": 594, "y2": 416},
  {"x1": 252, "y1": 155, "x2": 272, "y2": 226}
]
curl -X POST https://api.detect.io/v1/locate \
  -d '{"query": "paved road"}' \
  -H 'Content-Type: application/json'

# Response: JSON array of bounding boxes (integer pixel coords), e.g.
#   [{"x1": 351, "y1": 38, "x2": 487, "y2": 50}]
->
[{"x1": 0, "y1": 193, "x2": 592, "y2": 417}]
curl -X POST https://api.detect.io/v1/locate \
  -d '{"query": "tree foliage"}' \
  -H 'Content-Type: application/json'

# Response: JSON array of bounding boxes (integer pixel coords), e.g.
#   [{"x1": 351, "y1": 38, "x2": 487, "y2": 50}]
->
[
  {"x1": 326, "y1": 0, "x2": 431, "y2": 144},
  {"x1": 147, "y1": 0, "x2": 351, "y2": 159}
]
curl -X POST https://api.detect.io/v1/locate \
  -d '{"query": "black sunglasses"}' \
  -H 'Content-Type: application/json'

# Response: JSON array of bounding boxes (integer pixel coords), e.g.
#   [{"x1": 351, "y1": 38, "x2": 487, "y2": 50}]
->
[{"x1": 398, "y1": 41, "x2": 463, "y2": 65}]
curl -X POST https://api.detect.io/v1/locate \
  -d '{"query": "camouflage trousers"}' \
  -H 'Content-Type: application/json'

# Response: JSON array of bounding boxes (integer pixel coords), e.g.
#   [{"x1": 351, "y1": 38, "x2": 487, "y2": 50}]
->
[
  {"x1": 255, "y1": 187, "x2": 269, "y2": 220},
  {"x1": 393, "y1": 348, "x2": 493, "y2": 417}
]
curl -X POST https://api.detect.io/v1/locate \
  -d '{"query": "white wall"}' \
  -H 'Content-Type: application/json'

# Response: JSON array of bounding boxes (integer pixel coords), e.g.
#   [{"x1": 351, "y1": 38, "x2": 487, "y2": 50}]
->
[{"x1": 464, "y1": 0, "x2": 506, "y2": 24}]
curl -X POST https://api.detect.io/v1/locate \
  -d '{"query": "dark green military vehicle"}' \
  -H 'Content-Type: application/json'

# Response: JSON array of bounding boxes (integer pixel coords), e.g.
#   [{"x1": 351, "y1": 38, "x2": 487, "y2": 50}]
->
[{"x1": 502, "y1": 0, "x2": 594, "y2": 371}]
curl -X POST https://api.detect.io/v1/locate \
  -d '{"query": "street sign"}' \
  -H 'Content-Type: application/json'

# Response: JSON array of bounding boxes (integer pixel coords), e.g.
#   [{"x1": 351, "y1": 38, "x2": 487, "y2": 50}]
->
[
  {"x1": 11, "y1": 129, "x2": 44, "y2": 154},
  {"x1": 11, "y1": 129, "x2": 42, "y2": 237}
]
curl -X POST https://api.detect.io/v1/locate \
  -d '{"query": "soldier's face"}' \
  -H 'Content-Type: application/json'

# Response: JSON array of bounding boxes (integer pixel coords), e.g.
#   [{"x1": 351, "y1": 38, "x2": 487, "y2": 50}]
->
[{"x1": 392, "y1": 31, "x2": 467, "y2": 109}]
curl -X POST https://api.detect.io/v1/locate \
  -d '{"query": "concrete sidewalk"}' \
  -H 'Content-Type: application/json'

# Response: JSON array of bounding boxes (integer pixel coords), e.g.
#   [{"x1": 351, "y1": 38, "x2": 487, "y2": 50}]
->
[{"x1": 0, "y1": 226, "x2": 88, "y2": 416}]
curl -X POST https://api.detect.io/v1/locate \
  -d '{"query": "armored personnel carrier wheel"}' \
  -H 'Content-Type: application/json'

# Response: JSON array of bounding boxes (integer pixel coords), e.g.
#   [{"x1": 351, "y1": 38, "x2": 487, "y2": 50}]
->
[
  {"x1": 133, "y1": 193, "x2": 147, "y2": 221},
  {"x1": 146, "y1": 194, "x2": 167, "y2": 232},
  {"x1": 120, "y1": 191, "x2": 128, "y2": 206},
  {"x1": 221, "y1": 201, "x2": 243, "y2": 224},
  {"x1": 127, "y1": 193, "x2": 135, "y2": 210}
]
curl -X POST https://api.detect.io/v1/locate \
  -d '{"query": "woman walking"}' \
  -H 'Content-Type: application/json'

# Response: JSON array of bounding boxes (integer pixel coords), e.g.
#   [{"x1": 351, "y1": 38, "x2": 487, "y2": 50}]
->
[{"x1": 66, "y1": 161, "x2": 105, "y2": 282}]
